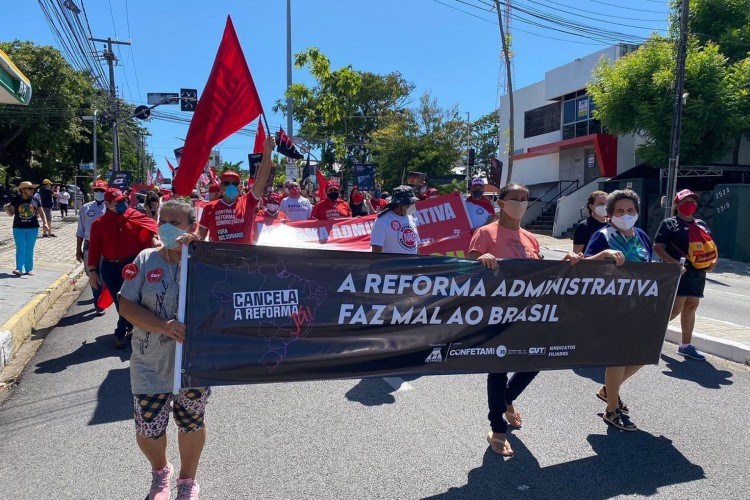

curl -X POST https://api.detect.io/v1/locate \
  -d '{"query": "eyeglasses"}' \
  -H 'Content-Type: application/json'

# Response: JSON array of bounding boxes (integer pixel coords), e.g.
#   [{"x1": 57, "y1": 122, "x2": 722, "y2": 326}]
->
[{"x1": 222, "y1": 181, "x2": 240, "y2": 186}]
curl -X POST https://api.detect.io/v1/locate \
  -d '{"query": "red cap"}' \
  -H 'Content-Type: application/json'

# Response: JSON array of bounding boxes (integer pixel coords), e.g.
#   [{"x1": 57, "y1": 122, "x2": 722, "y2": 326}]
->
[
  {"x1": 426, "y1": 188, "x2": 438, "y2": 196},
  {"x1": 326, "y1": 182, "x2": 340, "y2": 192},
  {"x1": 352, "y1": 192, "x2": 364, "y2": 204},
  {"x1": 220, "y1": 171, "x2": 241, "y2": 182},
  {"x1": 674, "y1": 189, "x2": 698, "y2": 203},
  {"x1": 104, "y1": 188, "x2": 127, "y2": 203},
  {"x1": 208, "y1": 184, "x2": 221, "y2": 194},
  {"x1": 266, "y1": 192, "x2": 282, "y2": 204},
  {"x1": 93, "y1": 180, "x2": 108, "y2": 191}
]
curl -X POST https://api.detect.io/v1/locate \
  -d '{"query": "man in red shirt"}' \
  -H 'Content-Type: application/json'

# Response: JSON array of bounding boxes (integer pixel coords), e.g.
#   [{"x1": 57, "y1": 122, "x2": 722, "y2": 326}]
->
[
  {"x1": 465, "y1": 177, "x2": 497, "y2": 229},
  {"x1": 87, "y1": 188, "x2": 159, "y2": 348},
  {"x1": 311, "y1": 182, "x2": 352, "y2": 220},
  {"x1": 198, "y1": 136, "x2": 275, "y2": 243},
  {"x1": 368, "y1": 189, "x2": 388, "y2": 213},
  {"x1": 258, "y1": 192, "x2": 289, "y2": 222}
]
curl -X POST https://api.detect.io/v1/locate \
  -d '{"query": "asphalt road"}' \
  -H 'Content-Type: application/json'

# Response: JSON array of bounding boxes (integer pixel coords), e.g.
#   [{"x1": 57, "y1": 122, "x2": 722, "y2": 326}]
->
[
  {"x1": 541, "y1": 247, "x2": 750, "y2": 329},
  {"x1": 1, "y1": 286, "x2": 749, "y2": 500}
]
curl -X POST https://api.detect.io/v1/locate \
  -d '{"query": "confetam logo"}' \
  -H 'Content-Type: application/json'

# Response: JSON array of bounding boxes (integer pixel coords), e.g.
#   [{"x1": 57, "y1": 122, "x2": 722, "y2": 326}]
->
[
  {"x1": 147, "y1": 268, "x2": 164, "y2": 283},
  {"x1": 122, "y1": 263, "x2": 139, "y2": 281},
  {"x1": 390, "y1": 220, "x2": 401, "y2": 231},
  {"x1": 496, "y1": 345, "x2": 507, "y2": 358}
]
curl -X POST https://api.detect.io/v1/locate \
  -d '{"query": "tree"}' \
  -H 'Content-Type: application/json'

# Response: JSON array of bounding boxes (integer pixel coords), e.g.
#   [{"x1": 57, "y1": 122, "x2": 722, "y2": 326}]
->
[
  {"x1": 589, "y1": 1, "x2": 750, "y2": 167},
  {"x1": 467, "y1": 110, "x2": 500, "y2": 178},
  {"x1": 0, "y1": 40, "x2": 154, "y2": 186},
  {"x1": 370, "y1": 92, "x2": 464, "y2": 189},
  {"x1": 0, "y1": 40, "x2": 96, "y2": 183},
  {"x1": 275, "y1": 48, "x2": 414, "y2": 168}
]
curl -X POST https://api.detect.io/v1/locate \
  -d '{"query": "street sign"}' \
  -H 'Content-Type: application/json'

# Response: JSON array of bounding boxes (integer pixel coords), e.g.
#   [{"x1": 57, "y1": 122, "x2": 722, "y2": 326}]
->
[
  {"x1": 285, "y1": 161, "x2": 299, "y2": 182},
  {"x1": 79, "y1": 162, "x2": 94, "y2": 171},
  {"x1": 180, "y1": 88, "x2": 198, "y2": 112},
  {"x1": 147, "y1": 92, "x2": 179, "y2": 105}
]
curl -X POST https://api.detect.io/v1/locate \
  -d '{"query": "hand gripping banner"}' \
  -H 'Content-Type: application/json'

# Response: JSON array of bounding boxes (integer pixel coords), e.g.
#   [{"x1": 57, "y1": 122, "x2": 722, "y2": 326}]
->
[{"x1": 178, "y1": 243, "x2": 680, "y2": 388}]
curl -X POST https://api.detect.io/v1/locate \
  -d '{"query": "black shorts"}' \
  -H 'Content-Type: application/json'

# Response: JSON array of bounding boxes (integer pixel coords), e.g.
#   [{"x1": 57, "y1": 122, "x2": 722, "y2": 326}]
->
[{"x1": 676, "y1": 267, "x2": 706, "y2": 298}]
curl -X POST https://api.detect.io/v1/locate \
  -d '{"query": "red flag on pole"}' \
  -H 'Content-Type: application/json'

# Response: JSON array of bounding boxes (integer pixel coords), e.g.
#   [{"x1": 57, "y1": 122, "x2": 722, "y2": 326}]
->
[
  {"x1": 316, "y1": 166, "x2": 328, "y2": 202},
  {"x1": 208, "y1": 166, "x2": 220, "y2": 185},
  {"x1": 156, "y1": 169, "x2": 165, "y2": 185},
  {"x1": 165, "y1": 157, "x2": 176, "y2": 175},
  {"x1": 253, "y1": 120, "x2": 266, "y2": 154},
  {"x1": 173, "y1": 16, "x2": 264, "y2": 195}
]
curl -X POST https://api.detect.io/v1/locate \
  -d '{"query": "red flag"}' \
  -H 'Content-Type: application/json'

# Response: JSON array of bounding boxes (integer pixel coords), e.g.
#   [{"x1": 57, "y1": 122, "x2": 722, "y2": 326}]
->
[
  {"x1": 173, "y1": 16, "x2": 264, "y2": 195},
  {"x1": 253, "y1": 120, "x2": 266, "y2": 154},
  {"x1": 156, "y1": 169, "x2": 165, "y2": 184},
  {"x1": 165, "y1": 157, "x2": 176, "y2": 175},
  {"x1": 316, "y1": 166, "x2": 328, "y2": 202},
  {"x1": 209, "y1": 166, "x2": 220, "y2": 185}
]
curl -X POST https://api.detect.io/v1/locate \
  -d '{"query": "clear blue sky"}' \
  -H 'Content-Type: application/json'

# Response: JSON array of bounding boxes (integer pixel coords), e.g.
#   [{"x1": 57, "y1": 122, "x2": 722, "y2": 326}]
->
[{"x1": 4, "y1": 0, "x2": 670, "y2": 176}]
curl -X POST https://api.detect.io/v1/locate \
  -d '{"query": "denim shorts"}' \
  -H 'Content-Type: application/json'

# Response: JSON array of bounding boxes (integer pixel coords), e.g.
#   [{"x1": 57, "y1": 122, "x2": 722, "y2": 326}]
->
[{"x1": 676, "y1": 268, "x2": 706, "y2": 298}]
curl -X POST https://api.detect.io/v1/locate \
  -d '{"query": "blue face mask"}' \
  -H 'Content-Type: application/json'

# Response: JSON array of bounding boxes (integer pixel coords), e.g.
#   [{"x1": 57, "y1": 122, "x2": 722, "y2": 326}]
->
[
  {"x1": 224, "y1": 184, "x2": 239, "y2": 200},
  {"x1": 158, "y1": 223, "x2": 184, "y2": 250},
  {"x1": 115, "y1": 201, "x2": 127, "y2": 215}
]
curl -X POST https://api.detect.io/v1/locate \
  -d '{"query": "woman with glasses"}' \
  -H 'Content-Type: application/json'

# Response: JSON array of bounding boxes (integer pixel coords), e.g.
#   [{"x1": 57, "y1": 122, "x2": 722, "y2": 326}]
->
[
  {"x1": 3, "y1": 181, "x2": 50, "y2": 276},
  {"x1": 584, "y1": 189, "x2": 654, "y2": 432}
]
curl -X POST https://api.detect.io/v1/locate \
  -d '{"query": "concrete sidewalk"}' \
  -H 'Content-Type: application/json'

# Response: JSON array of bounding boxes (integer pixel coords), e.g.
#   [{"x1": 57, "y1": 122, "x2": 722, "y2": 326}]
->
[
  {"x1": 0, "y1": 212, "x2": 84, "y2": 377},
  {"x1": 535, "y1": 232, "x2": 750, "y2": 365}
]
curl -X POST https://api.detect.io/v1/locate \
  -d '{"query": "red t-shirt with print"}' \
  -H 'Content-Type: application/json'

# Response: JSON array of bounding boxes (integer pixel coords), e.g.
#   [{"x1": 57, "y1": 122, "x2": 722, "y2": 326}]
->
[
  {"x1": 199, "y1": 192, "x2": 260, "y2": 243},
  {"x1": 311, "y1": 198, "x2": 352, "y2": 220}
]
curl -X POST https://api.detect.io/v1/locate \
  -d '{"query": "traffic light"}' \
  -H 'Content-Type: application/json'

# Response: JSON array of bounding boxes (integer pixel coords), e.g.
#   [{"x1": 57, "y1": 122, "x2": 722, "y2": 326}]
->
[
  {"x1": 489, "y1": 157, "x2": 503, "y2": 187},
  {"x1": 468, "y1": 148, "x2": 475, "y2": 167},
  {"x1": 180, "y1": 88, "x2": 198, "y2": 112}
]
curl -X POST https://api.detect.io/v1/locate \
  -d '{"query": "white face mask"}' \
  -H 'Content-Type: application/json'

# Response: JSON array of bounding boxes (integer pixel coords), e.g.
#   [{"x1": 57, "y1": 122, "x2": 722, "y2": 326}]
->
[
  {"x1": 611, "y1": 214, "x2": 638, "y2": 231},
  {"x1": 594, "y1": 205, "x2": 608, "y2": 217},
  {"x1": 94, "y1": 191, "x2": 105, "y2": 202},
  {"x1": 501, "y1": 200, "x2": 528, "y2": 220},
  {"x1": 266, "y1": 203, "x2": 279, "y2": 212},
  {"x1": 405, "y1": 204, "x2": 416, "y2": 216}
]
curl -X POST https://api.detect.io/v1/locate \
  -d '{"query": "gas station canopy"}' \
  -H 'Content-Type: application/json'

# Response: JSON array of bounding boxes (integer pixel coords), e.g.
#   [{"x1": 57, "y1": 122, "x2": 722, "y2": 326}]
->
[{"x1": 0, "y1": 49, "x2": 32, "y2": 105}]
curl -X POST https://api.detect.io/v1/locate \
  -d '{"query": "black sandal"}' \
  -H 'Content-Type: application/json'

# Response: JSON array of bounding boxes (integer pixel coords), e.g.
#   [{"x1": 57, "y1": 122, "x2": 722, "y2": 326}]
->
[
  {"x1": 603, "y1": 409, "x2": 637, "y2": 431},
  {"x1": 597, "y1": 386, "x2": 630, "y2": 414}
]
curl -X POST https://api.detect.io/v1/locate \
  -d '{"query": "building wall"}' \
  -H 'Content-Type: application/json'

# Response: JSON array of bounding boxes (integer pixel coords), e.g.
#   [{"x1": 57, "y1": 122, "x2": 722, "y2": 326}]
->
[
  {"x1": 543, "y1": 46, "x2": 619, "y2": 100},
  {"x1": 511, "y1": 154, "x2": 560, "y2": 187}
]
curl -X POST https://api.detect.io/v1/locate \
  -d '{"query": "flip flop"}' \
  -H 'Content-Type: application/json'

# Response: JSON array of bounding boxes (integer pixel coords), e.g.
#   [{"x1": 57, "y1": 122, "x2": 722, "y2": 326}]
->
[
  {"x1": 486, "y1": 432, "x2": 514, "y2": 457},
  {"x1": 504, "y1": 410, "x2": 523, "y2": 429}
]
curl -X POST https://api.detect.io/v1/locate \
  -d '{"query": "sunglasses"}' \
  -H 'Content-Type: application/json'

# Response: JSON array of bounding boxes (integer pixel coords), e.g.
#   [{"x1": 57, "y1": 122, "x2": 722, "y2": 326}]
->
[{"x1": 222, "y1": 181, "x2": 240, "y2": 186}]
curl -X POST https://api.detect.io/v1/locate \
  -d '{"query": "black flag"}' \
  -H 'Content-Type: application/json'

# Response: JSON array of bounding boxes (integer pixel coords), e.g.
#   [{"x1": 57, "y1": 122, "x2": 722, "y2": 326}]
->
[{"x1": 276, "y1": 127, "x2": 304, "y2": 160}]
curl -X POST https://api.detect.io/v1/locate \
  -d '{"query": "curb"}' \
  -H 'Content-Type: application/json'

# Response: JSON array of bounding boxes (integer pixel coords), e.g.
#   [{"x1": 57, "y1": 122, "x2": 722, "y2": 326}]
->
[
  {"x1": 0, "y1": 263, "x2": 85, "y2": 373},
  {"x1": 665, "y1": 326, "x2": 750, "y2": 366}
]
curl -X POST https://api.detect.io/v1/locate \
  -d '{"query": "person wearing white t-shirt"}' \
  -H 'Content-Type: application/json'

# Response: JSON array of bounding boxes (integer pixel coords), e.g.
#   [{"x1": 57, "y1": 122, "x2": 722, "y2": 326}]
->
[
  {"x1": 279, "y1": 181, "x2": 312, "y2": 221},
  {"x1": 464, "y1": 177, "x2": 496, "y2": 229},
  {"x1": 370, "y1": 185, "x2": 420, "y2": 255}
]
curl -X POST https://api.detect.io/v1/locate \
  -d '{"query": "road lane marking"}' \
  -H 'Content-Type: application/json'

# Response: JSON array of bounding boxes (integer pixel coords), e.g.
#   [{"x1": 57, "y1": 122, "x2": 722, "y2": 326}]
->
[
  {"x1": 704, "y1": 287, "x2": 749, "y2": 300},
  {"x1": 382, "y1": 377, "x2": 414, "y2": 392}
]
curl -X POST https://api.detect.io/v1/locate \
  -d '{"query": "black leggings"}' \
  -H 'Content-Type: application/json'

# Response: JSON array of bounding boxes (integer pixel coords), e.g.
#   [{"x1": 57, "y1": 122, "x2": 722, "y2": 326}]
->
[
  {"x1": 487, "y1": 371, "x2": 539, "y2": 433},
  {"x1": 59, "y1": 203, "x2": 68, "y2": 217}
]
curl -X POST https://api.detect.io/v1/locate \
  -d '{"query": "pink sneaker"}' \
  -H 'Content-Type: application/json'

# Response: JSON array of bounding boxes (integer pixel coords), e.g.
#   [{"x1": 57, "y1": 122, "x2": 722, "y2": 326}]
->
[
  {"x1": 148, "y1": 462, "x2": 173, "y2": 500},
  {"x1": 176, "y1": 478, "x2": 200, "y2": 499}
]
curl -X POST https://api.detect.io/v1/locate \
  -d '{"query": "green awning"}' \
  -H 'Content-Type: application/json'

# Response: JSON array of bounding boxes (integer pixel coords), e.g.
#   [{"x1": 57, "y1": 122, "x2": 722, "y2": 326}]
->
[{"x1": 0, "y1": 49, "x2": 32, "y2": 105}]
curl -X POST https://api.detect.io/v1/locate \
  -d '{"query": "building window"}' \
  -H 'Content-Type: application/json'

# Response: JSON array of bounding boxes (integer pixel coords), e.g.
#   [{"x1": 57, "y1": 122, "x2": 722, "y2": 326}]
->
[
  {"x1": 524, "y1": 102, "x2": 561, "y2": 138},
  {"x1": 562, "y1": 92, "x2": 599, "y2": 140}
]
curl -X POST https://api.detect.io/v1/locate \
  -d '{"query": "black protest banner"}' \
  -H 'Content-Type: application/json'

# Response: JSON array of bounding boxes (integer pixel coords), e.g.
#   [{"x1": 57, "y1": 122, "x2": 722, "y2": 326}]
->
[{"x1": 180, "y1": 243, "x2": 680, "y2": 388}]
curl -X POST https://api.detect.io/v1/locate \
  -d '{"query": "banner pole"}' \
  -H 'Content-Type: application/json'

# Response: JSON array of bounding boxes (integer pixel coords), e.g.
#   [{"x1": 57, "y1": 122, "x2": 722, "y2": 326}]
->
[
  {"x1": 172, "y1": 243, "x2": 190, "y2": 394},
  {"x1": 261, "y1": 113, "x2": 271, "y2": 141}
]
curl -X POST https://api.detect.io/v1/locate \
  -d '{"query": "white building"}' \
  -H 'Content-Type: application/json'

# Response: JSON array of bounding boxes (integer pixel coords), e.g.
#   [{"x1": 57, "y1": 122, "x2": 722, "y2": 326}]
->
[{"x1": 497, "y1": 44, "x2": 643, "y2": 235}]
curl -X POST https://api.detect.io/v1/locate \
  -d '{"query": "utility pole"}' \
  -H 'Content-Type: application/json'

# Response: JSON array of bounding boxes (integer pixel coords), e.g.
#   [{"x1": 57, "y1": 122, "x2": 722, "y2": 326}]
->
[
  {"x1": 664, "y1": 0, "x2": 690, "y2": 218},
  {"x1": 286, "y1": 0, "x2": 294, "y2": 137},
  {"x1": 90, "y1": 36, "x2": 131, "y2": 172},
  {"x1": 495, "y1": 0, "x2": 514, "y2": 184},
  {"x1": 82, "y1": 110, "x2": 98, "y2": 181}
]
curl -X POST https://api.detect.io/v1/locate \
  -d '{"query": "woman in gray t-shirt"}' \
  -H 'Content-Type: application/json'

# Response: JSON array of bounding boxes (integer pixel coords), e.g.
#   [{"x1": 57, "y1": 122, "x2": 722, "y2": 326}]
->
[{"x1": 119, "y1": 200, "x2": 205, "y2": 500}]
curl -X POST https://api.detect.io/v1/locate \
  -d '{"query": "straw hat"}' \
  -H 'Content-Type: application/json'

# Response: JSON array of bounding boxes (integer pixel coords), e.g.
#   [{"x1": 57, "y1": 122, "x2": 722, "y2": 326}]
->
[{"x1": 16, "y1": 181, "x2": 39, "y2": 191}]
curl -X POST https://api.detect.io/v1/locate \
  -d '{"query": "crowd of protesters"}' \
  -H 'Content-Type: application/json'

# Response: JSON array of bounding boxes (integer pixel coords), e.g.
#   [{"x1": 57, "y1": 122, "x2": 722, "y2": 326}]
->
[{"x1": 0, "y1": 132, "x2": 711, "y2": 498}]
